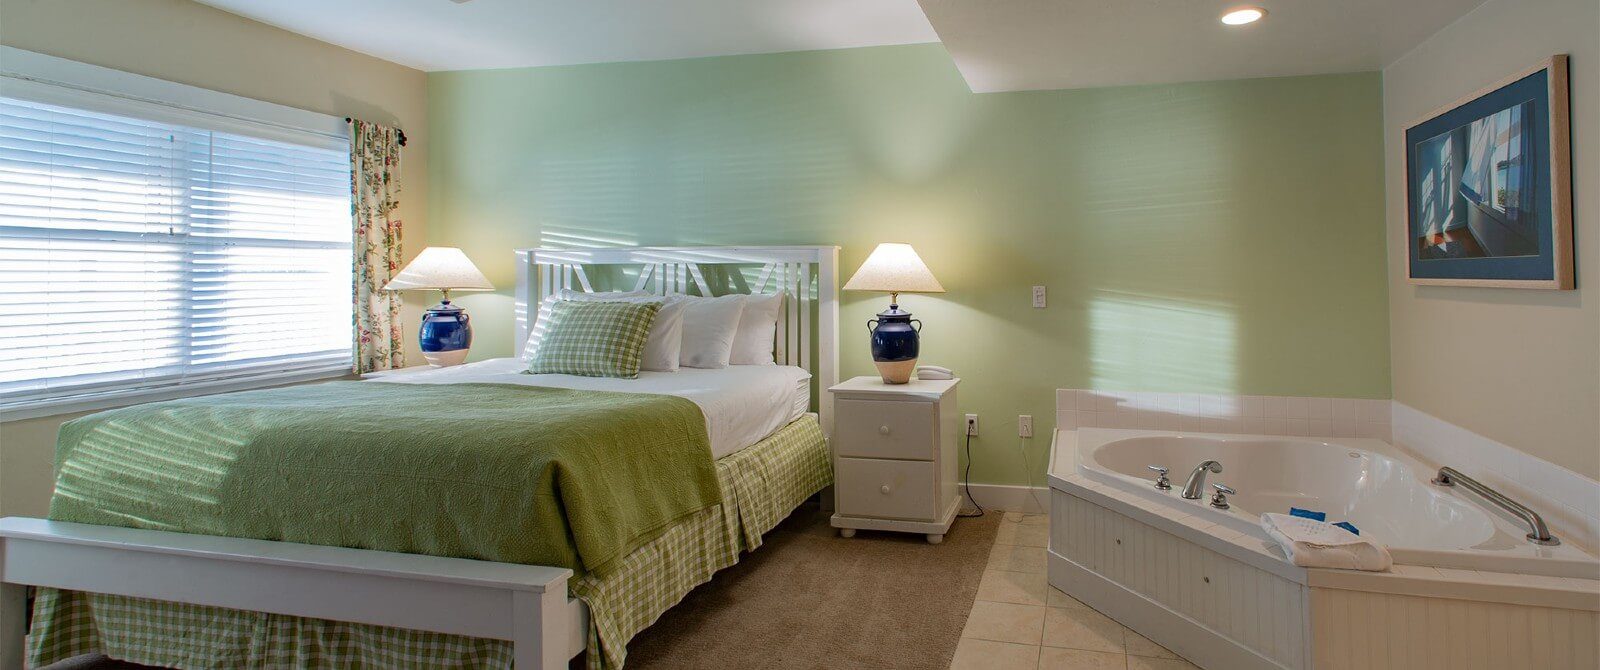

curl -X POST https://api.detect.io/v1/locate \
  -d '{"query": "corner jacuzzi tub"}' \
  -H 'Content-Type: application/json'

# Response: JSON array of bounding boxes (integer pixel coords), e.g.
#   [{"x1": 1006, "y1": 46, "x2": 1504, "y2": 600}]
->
[{"x1": 1076, "y1": 428, "x2": 1599, "y2": 578}]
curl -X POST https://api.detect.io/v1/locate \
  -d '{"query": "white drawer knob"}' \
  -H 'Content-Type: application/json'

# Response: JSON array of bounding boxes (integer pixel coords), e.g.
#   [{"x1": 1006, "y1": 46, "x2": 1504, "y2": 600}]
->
[
  {"x1": 878, "y1": 425, "x2": 891, "y2": 435},
  {"x1": 880, "y1": 485, "x2": 891, "y2": 494}
]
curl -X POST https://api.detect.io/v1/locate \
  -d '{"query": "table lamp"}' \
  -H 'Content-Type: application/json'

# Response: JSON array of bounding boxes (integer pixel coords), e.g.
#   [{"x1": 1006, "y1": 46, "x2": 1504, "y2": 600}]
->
[
  {"x1": 383, "y1": 247, "x2": 494, "y2": 367},
  {"x1": 843, "y1": 243, "x2": 945, "y2": 384}
]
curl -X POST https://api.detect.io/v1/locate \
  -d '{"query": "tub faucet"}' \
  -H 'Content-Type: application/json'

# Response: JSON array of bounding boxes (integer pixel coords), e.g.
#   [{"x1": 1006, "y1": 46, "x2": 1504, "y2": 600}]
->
[
  {"x1": 1146, "y1": 465, "x2": 1172, "y2": 491},
  {"x1": 1181, "y1": 460, "x2": 1223, "y2": 499},
  {"x1": 1210, "y1": 483, "x2": 1235, "y2": 509}
]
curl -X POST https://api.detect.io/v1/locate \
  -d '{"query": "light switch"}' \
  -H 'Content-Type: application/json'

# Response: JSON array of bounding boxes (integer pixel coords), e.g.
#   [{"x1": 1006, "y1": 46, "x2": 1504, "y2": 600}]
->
[{"x1": 1032, "y1": 285, "x2": 1046, "y2": 308}]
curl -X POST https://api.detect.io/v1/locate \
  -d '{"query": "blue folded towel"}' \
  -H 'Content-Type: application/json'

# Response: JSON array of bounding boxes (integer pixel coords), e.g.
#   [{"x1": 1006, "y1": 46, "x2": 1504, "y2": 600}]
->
[
  {"x1": 1333, "y1": 521, "x2": 1360, "y2": 535},
  {"x1": 1289, "y1": 507, "x2": 1326, "y2": 522}
]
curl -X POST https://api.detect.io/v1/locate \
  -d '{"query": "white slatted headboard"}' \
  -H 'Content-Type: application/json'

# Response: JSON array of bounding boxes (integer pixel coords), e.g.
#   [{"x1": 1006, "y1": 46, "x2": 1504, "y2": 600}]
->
[{"x1": 514, "y1": 246, "x2": 841, "y2": 436}]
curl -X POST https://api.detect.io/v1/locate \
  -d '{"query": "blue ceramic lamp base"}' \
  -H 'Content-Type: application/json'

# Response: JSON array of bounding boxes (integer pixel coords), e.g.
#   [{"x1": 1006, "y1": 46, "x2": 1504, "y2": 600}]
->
[
  {"x1": 867, "y1": 299, "x2": 921, "y2": 384},
  {"x1": 419, "y1": 299, "x2": 473, "y2": 367}
]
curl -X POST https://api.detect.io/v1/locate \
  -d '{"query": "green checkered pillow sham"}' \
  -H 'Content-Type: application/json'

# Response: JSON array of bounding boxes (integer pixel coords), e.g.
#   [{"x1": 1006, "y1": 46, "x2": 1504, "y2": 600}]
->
[{"x1": 526, "y1": 300, "x2": 662, "y2": 378}]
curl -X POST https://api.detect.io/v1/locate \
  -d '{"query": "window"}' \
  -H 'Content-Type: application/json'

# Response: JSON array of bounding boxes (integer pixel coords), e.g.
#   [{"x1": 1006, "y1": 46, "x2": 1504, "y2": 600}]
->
[
  {"x1": 0, "y1": 69, "x2": 352, "y2": 416},
  {"x1": 1461, "y1": 101, "x2": 1532, "y2": 221}
]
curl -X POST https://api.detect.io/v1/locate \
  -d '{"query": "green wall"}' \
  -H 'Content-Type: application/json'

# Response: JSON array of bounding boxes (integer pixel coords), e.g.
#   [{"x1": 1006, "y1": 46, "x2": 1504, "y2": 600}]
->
[{"x1": 426, "y1": 43, "x2": 1389, "y2": 487}]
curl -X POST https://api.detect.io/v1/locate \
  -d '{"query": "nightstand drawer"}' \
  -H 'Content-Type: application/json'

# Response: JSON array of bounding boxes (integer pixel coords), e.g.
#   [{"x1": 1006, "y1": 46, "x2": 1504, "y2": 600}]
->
[
  {"x1": 835, "y1": 457, "x2": 936, "y2": 521},
  {"x1": 834, "y1": 399, "x2": 935, "y2": 461}
]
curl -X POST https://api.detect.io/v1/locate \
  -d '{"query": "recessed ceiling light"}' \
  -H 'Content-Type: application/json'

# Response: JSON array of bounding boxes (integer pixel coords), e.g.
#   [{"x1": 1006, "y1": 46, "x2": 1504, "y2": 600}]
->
[{"x1": 1221, "y1": 7, "x2": 1266, "y2": 25}]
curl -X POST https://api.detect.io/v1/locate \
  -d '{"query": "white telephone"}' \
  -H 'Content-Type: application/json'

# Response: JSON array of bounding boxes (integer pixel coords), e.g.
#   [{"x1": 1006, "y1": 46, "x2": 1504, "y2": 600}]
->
[{"x1": 915, "y1": 365, "x2": 954, "y2": 380}]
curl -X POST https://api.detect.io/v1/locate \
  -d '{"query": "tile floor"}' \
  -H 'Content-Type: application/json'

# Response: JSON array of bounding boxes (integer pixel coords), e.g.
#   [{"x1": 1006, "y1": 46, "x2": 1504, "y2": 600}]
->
[{"x1": 951, "y1": 512, "x2": 1201, "y2": 670}]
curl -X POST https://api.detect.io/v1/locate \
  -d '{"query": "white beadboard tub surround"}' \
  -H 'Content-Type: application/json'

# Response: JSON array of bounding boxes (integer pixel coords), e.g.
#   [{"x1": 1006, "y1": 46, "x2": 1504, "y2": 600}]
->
[
  {"x1": 1050, "y1": 476, "x2": 1313, "y2": 670},
  {"x1": 1308, "y1": 587, "x2": 1599, "y2": 669},
  {"x1": 1047, "y1": 430, "x2": 1600, "y2": 670}
]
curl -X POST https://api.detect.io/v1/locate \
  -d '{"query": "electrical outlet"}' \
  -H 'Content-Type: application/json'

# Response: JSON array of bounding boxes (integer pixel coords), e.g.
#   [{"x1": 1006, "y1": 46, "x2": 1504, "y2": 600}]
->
[
  {"x1": 1032, "y1": 285, "x2": 1046, "y2": 308},
  {"x1": 965, "y1": 414, "x2": 979, "y2": 436},
  {"x1": 1018, "y1": 414, "x2": 1033, "y2": 438}
]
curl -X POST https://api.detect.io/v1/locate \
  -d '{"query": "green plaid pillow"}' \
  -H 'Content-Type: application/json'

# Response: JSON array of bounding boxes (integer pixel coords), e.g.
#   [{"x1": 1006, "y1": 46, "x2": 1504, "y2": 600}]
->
[{"x1": 526, "y1": 300, "x2": 662, "y2": 378}]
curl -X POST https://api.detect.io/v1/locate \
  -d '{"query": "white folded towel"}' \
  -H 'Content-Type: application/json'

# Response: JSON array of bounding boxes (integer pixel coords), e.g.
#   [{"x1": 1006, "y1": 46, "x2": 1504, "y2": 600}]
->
[{"x1": 1260, "y1": 513, "x2": 1392, "y2": 571}]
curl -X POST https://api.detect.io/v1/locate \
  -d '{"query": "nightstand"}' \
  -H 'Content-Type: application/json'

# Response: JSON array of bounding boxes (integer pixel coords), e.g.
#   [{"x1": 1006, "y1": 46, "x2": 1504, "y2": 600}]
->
[{"x1": 828, "y1": 376, "x2": 961, "y2": 544}]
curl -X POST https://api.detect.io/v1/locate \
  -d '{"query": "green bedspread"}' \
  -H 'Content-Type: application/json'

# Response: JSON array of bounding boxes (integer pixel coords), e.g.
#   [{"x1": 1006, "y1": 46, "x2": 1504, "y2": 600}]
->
[
  {"x1": 49, "y1": 381, "x2": 720, "y2": 578},
  {"x1": 29, "y1": 417, "x2": 833, "y2": 670}
]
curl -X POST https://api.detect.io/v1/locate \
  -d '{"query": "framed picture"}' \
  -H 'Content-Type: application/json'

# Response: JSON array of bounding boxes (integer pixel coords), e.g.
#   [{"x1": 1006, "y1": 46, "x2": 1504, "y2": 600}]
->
[{"x1": 1405, "y1": 55, "x2": 1572, "y2": 289}]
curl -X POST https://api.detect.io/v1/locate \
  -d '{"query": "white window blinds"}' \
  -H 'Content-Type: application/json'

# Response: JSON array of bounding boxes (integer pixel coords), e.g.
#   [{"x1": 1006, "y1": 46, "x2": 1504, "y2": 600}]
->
[{"x1": 0, "y1": 86, "x2": 353, "y2": 411}]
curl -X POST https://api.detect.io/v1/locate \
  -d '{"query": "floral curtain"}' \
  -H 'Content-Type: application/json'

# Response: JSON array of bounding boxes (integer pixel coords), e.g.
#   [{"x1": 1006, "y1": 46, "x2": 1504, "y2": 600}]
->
[{"x1": 351, "y1": 120, "x2": 406, "y2": 373}]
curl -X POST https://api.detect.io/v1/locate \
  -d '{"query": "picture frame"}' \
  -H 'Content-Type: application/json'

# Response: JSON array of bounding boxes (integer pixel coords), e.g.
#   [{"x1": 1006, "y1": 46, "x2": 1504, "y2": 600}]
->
[{"x1": 1404, "y1": 55, "x2": 1572, "y2": 289}]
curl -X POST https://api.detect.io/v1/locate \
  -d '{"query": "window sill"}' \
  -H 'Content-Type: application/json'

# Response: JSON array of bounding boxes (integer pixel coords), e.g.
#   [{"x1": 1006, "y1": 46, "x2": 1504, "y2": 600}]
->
[{"x1": 0, "y1": 365, "x2": 354, "y2": 423}]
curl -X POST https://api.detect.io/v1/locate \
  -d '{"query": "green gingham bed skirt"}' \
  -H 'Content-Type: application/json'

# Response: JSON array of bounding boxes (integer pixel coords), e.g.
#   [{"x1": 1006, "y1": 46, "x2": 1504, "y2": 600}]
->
[{"x1": 27, "y1": 415, "x2": 831, "y2": 670}]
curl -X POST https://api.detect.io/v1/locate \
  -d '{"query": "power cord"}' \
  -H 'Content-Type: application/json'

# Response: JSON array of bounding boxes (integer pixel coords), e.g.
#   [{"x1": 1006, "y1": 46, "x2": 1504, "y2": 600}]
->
[
  {"x1": 958, "y1": 416, "x2": 984, "y2": 517},
  {"x1": 1017, "y1": 436, "x2": 1047, "y2": 515}
]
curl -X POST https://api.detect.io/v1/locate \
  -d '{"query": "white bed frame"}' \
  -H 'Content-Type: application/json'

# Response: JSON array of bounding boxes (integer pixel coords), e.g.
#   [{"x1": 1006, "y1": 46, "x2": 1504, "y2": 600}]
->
[{"x1": 1, "y1": 245, "x2": 841, "y2": 670}]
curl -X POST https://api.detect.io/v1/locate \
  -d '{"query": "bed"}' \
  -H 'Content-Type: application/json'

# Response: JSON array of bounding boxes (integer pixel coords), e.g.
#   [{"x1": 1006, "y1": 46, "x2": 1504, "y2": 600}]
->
[
  {"x1": 0, "y1": 245, "x2": 841, "y2": 670},
  {"x1": 374, "y1": 358, "x2": 816, "y2": 460}
]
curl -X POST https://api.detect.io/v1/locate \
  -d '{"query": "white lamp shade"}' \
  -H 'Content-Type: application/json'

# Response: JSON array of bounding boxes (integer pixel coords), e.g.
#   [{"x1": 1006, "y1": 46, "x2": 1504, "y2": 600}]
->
[
  {"x1": 843, "y1": 243, "x2": 945, "y2": 294},
  {"x1": 382, "y1": 247, "x2": 494, "y2": 292}
]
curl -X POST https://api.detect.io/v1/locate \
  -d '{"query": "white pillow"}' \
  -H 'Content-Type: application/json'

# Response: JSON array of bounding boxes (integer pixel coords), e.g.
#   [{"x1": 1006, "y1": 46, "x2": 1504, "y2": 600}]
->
[
  {"x1": 522, "y1": 290, "x2": 650, "y2": 362},
  {"x1": 560, "y1": 290, "x2": 686, "y2": 372},
  {"x1": 676, "y1": 294, "x2": 746, "y2": 369},
  {"x1": 729, "y1": 292, "x2": 784, "y2": 365},
  {"x1": 637, "y1": 298, "x2": 686, "y2": 372}
]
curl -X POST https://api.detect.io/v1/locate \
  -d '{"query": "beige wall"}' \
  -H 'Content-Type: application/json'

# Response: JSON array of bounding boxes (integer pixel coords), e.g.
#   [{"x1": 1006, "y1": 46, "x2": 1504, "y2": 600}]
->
[
  {"x1": 1383, "y1": 0, "x2": 1600, "y2": 479},
  {"x1": 0, "y1": 0, "x2": 431, "y2": 516}
]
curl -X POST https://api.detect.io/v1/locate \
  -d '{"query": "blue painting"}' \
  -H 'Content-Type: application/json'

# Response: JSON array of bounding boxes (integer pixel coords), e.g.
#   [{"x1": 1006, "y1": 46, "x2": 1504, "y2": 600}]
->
[{"x1": 1405, "y1": 56, "x2": 1572, "y2": 288}]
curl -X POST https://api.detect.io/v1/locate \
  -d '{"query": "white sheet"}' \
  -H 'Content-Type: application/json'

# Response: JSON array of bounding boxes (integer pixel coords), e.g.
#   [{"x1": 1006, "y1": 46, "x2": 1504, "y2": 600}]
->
[{"x1": 367, "y1": 357, "x2": 812, "y2": 459}]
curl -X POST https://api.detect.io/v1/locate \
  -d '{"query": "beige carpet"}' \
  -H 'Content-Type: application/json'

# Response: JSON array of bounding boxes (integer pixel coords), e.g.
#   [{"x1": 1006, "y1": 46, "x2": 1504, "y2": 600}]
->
[{"x1": 625, "y1": 504, "x2": 1001, "y2": 669}]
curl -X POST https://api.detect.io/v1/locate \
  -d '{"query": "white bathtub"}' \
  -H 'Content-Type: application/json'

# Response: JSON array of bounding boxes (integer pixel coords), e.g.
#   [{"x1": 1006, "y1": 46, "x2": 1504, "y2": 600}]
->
[{"x1": 1076, "y1": 427, "x2": 1599, "y2": 579}]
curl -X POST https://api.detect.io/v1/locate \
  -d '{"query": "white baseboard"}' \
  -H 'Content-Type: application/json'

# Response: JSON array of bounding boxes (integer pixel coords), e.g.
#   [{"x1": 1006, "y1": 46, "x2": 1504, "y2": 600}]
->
[{"x1": 960, "y1": 483, "x2": 1048, "y2": 514}]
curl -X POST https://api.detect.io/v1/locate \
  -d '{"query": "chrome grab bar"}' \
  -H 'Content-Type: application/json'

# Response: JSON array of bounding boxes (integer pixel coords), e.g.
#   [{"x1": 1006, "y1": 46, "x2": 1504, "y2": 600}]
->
[{"x1": 1431, "y1": 466, "x2": 1559, "y2": 546}]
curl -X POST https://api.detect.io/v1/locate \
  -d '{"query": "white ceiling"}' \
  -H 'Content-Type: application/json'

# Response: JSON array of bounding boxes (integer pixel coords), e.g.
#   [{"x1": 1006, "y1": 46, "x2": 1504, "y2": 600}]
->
[
  {"x1": 193, "y1": 0, "x2": 940, "y2": 72},
  {"x1": 917, "y1": 0, "x2": 1491, "y2": 92},
  {"x1": 196, "y1": 0, "x2": 1489, "y2": 90}
]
